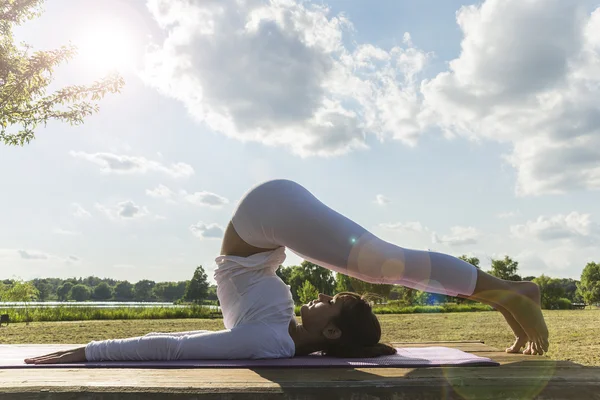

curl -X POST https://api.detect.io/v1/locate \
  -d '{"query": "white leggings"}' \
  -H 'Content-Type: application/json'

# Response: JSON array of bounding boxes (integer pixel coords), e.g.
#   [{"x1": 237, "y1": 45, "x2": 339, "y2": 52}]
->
[{"x1": 231, "y1": 179, "x2": 477, "y2": 297}]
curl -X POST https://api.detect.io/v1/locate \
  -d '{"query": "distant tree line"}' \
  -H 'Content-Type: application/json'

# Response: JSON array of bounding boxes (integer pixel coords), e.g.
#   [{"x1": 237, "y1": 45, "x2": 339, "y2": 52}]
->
[
  {"x1": 1, "y1": 257, "x2": 599, "y2": 310},
  {"x1": 0, "y1": 266, "x2": 213, "y2": 304}
]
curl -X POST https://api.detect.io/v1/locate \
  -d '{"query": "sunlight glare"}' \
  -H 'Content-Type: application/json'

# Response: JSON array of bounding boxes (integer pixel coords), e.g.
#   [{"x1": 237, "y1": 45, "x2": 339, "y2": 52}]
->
[{"x1": 75, "y1": 19, "x2": 139, "y2": 75}]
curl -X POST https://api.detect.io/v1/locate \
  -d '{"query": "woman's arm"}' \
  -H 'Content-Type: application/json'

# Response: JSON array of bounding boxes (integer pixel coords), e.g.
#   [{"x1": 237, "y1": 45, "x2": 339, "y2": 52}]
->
[
  {"x1": 25, "y1": 347, "x2": 87, "y2": 364},
  {"x1": 25, "y1": 325, "x2": 275, "y2": 363}
]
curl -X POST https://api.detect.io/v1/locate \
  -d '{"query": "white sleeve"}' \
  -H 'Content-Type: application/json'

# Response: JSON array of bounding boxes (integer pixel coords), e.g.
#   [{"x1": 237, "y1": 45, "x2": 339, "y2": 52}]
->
[{"x1": 84, "y1": 325, "x2": 276, "y2": 361}]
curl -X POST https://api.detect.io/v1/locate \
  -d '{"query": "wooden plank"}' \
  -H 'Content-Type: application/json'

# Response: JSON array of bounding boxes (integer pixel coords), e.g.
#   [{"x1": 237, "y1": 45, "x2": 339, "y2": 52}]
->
[{"x1": 1, "y1": 341, "x2": 598, "y2": 400}]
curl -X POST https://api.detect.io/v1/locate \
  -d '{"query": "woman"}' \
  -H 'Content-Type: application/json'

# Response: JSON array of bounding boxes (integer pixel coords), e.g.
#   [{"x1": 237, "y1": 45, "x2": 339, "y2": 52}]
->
[{"x1": 25, "y1": 179, "x2": 549, "y2": 364}]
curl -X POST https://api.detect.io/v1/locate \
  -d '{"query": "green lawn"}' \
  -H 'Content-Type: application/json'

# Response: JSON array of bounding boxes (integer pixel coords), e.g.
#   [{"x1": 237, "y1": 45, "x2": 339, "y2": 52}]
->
[{"x1": 1, "y1": 310, "x2": 598, "y2": 366}]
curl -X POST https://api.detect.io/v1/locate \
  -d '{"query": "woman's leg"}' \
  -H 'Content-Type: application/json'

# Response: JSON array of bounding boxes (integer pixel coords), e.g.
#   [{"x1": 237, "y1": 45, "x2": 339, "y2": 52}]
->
[{"x1": 228, "y1": 179, "x2": 549, "y2": 354}]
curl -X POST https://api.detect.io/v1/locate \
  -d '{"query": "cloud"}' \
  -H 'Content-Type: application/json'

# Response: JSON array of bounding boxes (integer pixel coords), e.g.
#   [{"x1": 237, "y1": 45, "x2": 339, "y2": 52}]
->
[
  {"x1": 511, "y1": 212, "x2": 599, "y2": 246},
  {"x1": 70, "y1": 151, "x2": 194, "y2": 178},
  {"x1": 182, "y1": 191, "x2": 229, "y2": 207},
  {"x1": 146, "y1": 184, "x2": 175, "y2": 199},
  {"x1": 431, "y1": 226, "x2": 481, "y2": 246},
  {"x1": 497, "y1": 211, "x2": 519, "y2": 219},
  {"x1": 190, "y1": 222, "x2": 224, "y2": 239},
  {"x1": 420, "y1": 1, "x2": 600, "y2": 196},
  {"x1": 72, "y1": 203, "x2": 91, "y2": 218},
  {"x1": 142, "y1": 0, "x2": 429, "y2": 157},
  {"x1": 374, "y1": 194, "x2": 391, "y2": 206},
  {"x1": 95, "y1": 201, "x2": 150, "y2": 220},
  {"x1": 18, "y1": 250, "x2": 49, "y2": 260},
  {"x1": 379, "y1": 221, "x2": 426, "y2": 233}
]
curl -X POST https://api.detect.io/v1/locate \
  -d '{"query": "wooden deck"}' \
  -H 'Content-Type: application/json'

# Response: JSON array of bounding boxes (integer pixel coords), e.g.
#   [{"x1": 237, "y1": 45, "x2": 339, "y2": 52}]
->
[{"x1": 1, "y1": 341, "x2": 598, "y2": 400}]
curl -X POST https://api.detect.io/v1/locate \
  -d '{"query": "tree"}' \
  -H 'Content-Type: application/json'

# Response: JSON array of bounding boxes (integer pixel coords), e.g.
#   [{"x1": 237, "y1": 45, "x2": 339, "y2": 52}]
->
[
  {"x1": 335, "y1": 273, "x2": 354, "y2": 293},
  {"x1": 92, "y1": 282, "x2": 113, "y2": 301},
  {"x1": 389, "y1": 286, "x2": 417, "y2": 306},
  {"x1": 30, "y1": 278, "x2": 51, "y2": 301},
  {"x1": 276, "y1": 265, "x2": 292, "y2": 285},
  {"x1": 134, "y1": 280, "x2": 156, "y2": 301},
  {"x1": 299, "y1": 261, "x2": 335, "y2": 295},
  {"x1": 153, "y1": 281, "x2": 187, "y2": 302},
  {"x1": 56, "y1": 282, "x2": 74, "y2": 301},
  {"x1": 282, "y1": 262, "x2": 335, "y2": 304},
  {"x1": 184, "y1": 266, "x2": 209, "y2": 304},
  {"x1": 577, "y1": 262, "x2": 600, "y2": 307},
  {"x1": 533, "y1": 275, "x2": 565, "y2": 309},
  {"x1": 346, "y1": 278, "x2": 393, "y2": 303},
  {"x1": 70, "y1": 284, "x2": 91, "y2": 302},
  {"x1": 458, "y1": 255, "x2": 480, "y2": 269},
  {"x1": 298, "y1": 280, "x2": 319, "y2": 305},
  {"x1": 114, "y1": 281, "x2": 134, "y2": 301},
  {"x1": 1, "y1": 280, "x2": 39, "y2": 324},
  {"x1": 1, "y1": 0, "x2": 124, "y2": 146},
  {"x1": 489, "y1": 256, "x2": 521, "y2": 281}
]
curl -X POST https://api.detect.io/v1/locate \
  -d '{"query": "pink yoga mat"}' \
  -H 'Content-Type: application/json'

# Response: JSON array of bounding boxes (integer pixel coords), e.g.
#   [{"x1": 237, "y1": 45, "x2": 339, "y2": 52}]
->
[{"x1": 0, "y1": 344, "x2": 498, "y2": 368}]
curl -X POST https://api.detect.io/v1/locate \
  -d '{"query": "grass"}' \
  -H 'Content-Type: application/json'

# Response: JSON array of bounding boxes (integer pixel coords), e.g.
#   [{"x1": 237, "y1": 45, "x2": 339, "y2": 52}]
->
[
  {"x1": 1, "y1": 309, "x2": 598, "y2": 366},
  {"x1": 1, "y1": 303, "x2": 491, "y2": 323},
  {"x1": 0, "y1": 305, "x2": 219, "y2": 323}
]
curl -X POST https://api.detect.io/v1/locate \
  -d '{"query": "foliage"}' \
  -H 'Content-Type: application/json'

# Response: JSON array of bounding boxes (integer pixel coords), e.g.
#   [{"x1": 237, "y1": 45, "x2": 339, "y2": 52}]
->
[
  {"x1": 184, "y1": 266, "x2": 209, "y2": 304},
  {"x1": 577, "y1": 262, "x2": 600, "y2": 306},
  {"x1": 555, "y1": 298, "x2": 572, "y2": 310},
  {"x1": 70, "y1": 284, "x2": 91, "y2": 302},
  {"x1": 488, "y1": 255, "x2": 521, "y2": 281},
  {"x1": 0, "y1": 0, "x2": 124, "y2": 146},
  {"x1": 56, "y1": 282, "x2": 74, "y2": 301},
  {"x1": 0, "y1": 305, "x2": 218, "y2": 323},
  {"x1": 0, "y1": 279, "x2": 39, "y2": 302},
  {"x1": 92, "y1": 282, "x2": 113, "y2": 301},
  {"x1": 113, "y1": 281, "x2": 134, "y2": 301},
  {"x1": 458, "y1": 255, "x2": 480, "y2": 268},
  {"x1": 279, "y1": 261, "x2": 335, "y2": 304},
  {"x1": 297, "y1": 280, "x2": 319, "y2": 305},
  {"x1": 533, "y1": 275, "x2": 566, "y2": 309},
  {"x1": 134, "y1": 280, "x2": 156, "y2": 301}
]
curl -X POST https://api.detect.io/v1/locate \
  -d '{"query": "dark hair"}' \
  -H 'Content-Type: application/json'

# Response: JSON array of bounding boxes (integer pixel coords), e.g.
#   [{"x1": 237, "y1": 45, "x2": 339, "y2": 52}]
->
[{"x1": 321, "y1": 292, "x2": 397, "y2": 358}]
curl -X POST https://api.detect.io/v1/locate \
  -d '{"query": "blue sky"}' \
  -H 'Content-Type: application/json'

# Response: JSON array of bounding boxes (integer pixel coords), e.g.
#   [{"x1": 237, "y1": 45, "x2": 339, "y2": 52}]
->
[{"x1": 1, "y1": 0, "x2": 599, "y2": 284}]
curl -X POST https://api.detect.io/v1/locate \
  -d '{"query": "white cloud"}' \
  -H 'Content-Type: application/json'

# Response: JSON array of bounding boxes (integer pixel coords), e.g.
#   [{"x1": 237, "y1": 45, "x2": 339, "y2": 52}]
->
[
  {"x1": 70, "y1": 151, "x2": 194, "y2": 178},
  {"x1": 374, "y1": 194, "x2": 391, "y2": 206},
  {"x1": 190, "y1": 222, "x2": 224, "y2": 239},
  {"x1": 182, "y1": 191, "x2": 229, "y2": 207},
  {"x1": 146, "y1": 184, "x2": 176, "y2": 202},
  {"x1": 511, "y1": 212, "x2": 599, "y2": 246},
  {"x1": 379, "y1": 221, "x2": 426, "y2": 233},
  {"x1": 497, "y1": 211, "x2": 519, "y2": 219},
  {"x1": 142, "y1": 0, "x2": 429, "y2": 157},
  {"x1": 95, "y1": 201, "x2": 150, "y2": 220},
  {"x1": 432, "y1": 226, "x2": 481, "y2": 246},
  {"x1": 421, "y1": 0, "x2": 600, "y2": 196},
  {"x1": 72, "y1": 203, "x2": 91, "y2": 218},
  {"x1": 18, "y1": 250, "x2": 49, "y2": 260}
]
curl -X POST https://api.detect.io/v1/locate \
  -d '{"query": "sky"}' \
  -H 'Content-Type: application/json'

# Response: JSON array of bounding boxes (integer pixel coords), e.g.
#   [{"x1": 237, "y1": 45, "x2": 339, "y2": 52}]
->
[{"x1": 1, "y1": 0, "x2": 599, "y2": 284}]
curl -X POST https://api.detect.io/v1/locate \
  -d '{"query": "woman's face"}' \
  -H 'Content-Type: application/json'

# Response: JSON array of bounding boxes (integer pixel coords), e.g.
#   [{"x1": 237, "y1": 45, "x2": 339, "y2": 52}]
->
[{"x1": 300, "y1": 293, "x2": 345, "y2": 335}]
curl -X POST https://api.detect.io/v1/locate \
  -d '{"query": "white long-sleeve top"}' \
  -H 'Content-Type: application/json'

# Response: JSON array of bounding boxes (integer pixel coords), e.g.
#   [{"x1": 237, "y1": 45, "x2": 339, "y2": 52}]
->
[{"x1": 85, "y1": 247, "x2": 296, "y2": 361}]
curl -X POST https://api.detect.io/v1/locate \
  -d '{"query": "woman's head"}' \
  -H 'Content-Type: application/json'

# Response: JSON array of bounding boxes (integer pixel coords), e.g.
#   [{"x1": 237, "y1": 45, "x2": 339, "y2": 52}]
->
[{"x1": 300, "y1": 292, "x2": 397, "y2": 358}]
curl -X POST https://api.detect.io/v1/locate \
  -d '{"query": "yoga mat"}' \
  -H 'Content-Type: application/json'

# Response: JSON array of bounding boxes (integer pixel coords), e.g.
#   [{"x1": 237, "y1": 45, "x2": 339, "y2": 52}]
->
[{"x1": 0, "y1": 344, "x2": 498, "y2": 368}]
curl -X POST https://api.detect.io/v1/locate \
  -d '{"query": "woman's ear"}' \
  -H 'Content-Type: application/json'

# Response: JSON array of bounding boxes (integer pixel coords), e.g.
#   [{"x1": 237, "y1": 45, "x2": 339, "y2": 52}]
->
[{"x1": 322, "y1": 323, "x2": 341, "y2": 340}]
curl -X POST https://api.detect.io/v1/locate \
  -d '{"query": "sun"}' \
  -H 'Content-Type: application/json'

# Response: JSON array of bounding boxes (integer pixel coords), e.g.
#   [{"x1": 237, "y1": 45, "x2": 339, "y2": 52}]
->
[{"x1": 75, "y1": 20, "x2": 139, "y2": 76}]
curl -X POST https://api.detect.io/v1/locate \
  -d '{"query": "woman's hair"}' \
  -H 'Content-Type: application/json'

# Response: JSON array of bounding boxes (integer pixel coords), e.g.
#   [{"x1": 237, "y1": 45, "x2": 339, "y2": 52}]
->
[{"x1": 321, "y1": 292, "x2": 397, "y2": 358}]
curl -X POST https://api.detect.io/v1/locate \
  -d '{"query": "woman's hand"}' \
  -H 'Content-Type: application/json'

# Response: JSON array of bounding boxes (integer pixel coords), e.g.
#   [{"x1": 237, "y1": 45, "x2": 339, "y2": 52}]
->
[{"x1": 24, "y1": 347, "x2": 87, "y2": 364}]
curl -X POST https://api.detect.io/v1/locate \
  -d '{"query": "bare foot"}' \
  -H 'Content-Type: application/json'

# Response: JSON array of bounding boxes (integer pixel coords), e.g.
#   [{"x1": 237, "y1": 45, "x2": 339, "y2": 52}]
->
[
  {"x1": 494, "y1": 306, "x2": 529, "y2": 353},
  {"x1": 503, "y1": 281, "x2": 549, "y2": 355},
  {"x1": 505, "y1": 335, "x2": 528, "y2": 354}
]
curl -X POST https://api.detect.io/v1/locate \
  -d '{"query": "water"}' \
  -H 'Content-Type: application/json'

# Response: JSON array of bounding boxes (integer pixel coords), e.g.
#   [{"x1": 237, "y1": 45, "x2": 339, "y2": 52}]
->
[{"x1": 0, "y1": 301, "x2": 220, "y2": 310}]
